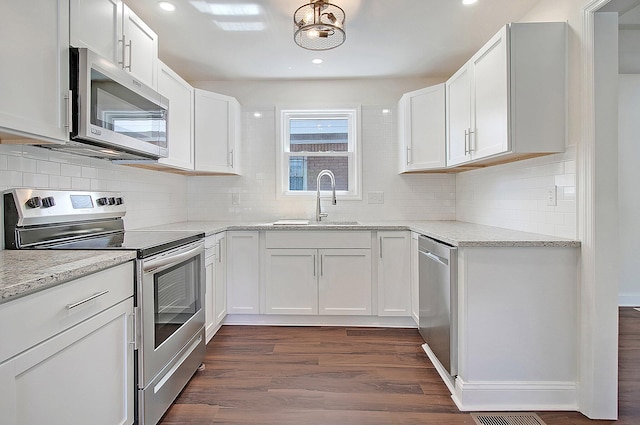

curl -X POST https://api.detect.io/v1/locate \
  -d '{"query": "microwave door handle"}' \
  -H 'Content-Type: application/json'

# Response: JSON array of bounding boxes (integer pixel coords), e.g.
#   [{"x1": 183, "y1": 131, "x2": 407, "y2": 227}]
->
[{"x1": 143, "y1": 244, "x2": 203, "y2": 273}]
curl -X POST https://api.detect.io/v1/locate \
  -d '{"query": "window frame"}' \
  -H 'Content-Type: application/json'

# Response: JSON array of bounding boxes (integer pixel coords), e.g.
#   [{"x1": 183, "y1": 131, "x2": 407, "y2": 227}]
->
[{"x1": 276, "y1": 107, "x2": 362, "y2": 200}]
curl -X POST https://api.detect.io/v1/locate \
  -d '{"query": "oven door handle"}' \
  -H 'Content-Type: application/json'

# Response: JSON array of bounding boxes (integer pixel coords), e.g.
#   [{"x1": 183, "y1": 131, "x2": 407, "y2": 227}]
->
[{"x1": 143, "y1": 243, "x2": 204, "y2": 273}]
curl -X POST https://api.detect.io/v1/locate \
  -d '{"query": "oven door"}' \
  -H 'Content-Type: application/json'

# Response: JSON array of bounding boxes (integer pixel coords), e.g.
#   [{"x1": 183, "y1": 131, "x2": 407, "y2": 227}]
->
[{"x1": 138, "y1": 240, "x2": 205, "y2": 387}]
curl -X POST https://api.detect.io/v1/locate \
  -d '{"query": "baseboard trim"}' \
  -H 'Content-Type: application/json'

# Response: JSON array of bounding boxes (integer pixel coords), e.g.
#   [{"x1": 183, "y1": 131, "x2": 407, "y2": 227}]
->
[
  {"x1": 452, "y1": 378, "x2": 578, "y2": 412},
  {"x1": 222, "y1": 314, "x2": 417, "y2": 328}
]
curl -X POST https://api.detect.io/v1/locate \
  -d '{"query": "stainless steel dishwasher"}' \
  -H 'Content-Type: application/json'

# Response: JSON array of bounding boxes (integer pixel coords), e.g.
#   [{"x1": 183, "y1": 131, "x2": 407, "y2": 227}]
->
[{"x1": 418, "y1": 235, "x2": 458, "y2": 379}]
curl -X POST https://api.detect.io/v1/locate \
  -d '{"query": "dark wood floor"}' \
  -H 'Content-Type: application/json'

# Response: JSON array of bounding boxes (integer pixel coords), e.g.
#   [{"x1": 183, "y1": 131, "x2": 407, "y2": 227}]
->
[{"x1": 159, "y1": 308, "x2": 640, "y2": 425}]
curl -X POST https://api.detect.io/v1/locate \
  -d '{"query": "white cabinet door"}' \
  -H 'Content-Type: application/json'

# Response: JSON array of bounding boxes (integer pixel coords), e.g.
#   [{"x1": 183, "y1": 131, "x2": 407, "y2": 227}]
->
[
  {"x1": 471, "y1": 28, "x2": 509, "y2": 160},
  {"x1": 398, "y1": 84, "x2": 446, "y2": 172},
  {"x1": 265, "y1": 249, "x2": 318, "y2": 315},
  {"x1": 319, "y1": 249, "x2": 372, "y2": 315},
  {"x1": 122, "y1": 5, "x2": 158, "y2": 88},
  {"x1": 446, "y1": 23, "x2": 566, "y2": 168},
  {"x1": 157, "y1": 61, "x2": 195, "y2": 170},
  {"x1": 410, "y1": 232, "x2": 420, "y2": 325},
  {"x1": 226, "y1": 231, "x2": 259, "y2": 314},
  {"x1": 0, "y1": 0, "x2": 69, "y2": 143},
  {"x1": 377, "y1": 232, "x2": 411, "y2": 316},
  {"x1": 194, "y1": 89, "x2": 233, "y2": 173},
  {"x1": 214, "y1": 234, "x2": 227, "y2": 325},
  {"x1": 205, "y1": 233, "x2": 227, "y2": 342},
  {"x1": 204, "y1": 250, "x2": 215, "y2": 342},
  {"x1": 0, "y1": 300, "x2": 134, "y2": 425},
  {"x1": 446, "y1": 65, "x2": 472, "y2": 166},
  {"x1": 70, "y1": 1, "x2": 157, "y2": 88},
  {"x1": 70, "y1": 0, "x2": 122, "y2": 65}
]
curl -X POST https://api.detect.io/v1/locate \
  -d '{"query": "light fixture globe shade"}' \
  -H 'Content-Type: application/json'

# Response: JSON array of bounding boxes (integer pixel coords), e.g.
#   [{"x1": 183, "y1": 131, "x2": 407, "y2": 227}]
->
[{"x1": 293, "y1": 0, "x2": 346, "y2": 50}]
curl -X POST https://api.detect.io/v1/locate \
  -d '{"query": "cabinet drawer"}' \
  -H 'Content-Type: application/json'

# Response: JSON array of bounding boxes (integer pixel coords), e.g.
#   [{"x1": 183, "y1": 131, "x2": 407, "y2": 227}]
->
[
  {"x1": 266, "y1": 231, "x2": 371, "y2": 249},
  {"x1": 0, "y1": 262, "x2": 134, "y2": 362}
]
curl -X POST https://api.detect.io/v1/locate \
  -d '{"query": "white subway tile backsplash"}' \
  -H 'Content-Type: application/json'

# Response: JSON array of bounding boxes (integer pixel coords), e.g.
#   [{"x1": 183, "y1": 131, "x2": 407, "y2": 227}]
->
[
  {"x1": 188, "y1": 107, "x2": 457, "y2": 222},
  {"x1": 36, "y1": 160, "x2": 60, "y2": 176},
  {"x1": 456, "y1": 146, "x2": 577, "y2": 238}
]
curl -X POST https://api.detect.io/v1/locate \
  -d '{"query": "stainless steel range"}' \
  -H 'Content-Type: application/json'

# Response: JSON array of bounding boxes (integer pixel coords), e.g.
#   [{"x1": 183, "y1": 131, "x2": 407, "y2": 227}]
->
[{"x1": 4, "y1": 188, "x2": 206, "y2": 425}]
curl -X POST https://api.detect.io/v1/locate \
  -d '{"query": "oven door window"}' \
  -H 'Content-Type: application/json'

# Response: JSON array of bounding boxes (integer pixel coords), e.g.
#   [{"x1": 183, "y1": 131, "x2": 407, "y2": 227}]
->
[
  {"x1": 153, "y1": 255, "x2": 200, "y2": 348},
  {"x1": 90, "y1": 69, "x2": 167, "y2": 149}
]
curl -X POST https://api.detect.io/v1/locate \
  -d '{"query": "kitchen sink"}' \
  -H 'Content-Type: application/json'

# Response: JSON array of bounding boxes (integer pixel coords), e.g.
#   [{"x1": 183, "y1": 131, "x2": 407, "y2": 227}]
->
[{"x1": 271, "y1": 220, "x2": 360, "y2": 226}]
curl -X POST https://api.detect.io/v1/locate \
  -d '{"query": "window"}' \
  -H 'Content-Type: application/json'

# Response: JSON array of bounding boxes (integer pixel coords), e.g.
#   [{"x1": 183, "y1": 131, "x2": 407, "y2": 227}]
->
[{"x1": 277, "y1": 108, "x2": 361, "y2": 199}]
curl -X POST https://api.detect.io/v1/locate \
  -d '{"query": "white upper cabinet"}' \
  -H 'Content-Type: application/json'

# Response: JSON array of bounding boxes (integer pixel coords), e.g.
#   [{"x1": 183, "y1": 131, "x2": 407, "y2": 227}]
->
[
  {"x1": 157, "y1": 61, "x2": 195, "y2": 171},
  {"x1": 194, "y1": 89, "x2": 241, "y2": 175},
  {"x1": 0, "y1": 0, "x2": 70, "y2": 143},
  {"x1": 398, "y1": 84, "x2": 446, "y2": 172},
  {"x1": 70, "y1": 0, "x2": 158, "y2": 88},
  {"x1": 446, "y1": 22, "x2": 567, "y2": 167},
  {"x1": 122, "y1": 5, "x2": 158, "y2": 88}
]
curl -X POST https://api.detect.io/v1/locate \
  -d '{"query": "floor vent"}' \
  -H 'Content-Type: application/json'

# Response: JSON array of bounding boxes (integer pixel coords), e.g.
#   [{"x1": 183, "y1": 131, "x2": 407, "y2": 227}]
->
[{"x1": 470, "y1": 412, "x2": 547, "y2": 425}]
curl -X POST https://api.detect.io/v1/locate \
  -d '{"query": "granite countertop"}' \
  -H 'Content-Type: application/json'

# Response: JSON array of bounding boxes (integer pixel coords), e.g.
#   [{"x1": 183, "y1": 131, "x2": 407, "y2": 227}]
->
[
  {"x1": 139, "y1": 220, "x2": 581, "y2": 248},
  {"x1": 0, "y1": 250, "x2": 137, "y2": 304}
]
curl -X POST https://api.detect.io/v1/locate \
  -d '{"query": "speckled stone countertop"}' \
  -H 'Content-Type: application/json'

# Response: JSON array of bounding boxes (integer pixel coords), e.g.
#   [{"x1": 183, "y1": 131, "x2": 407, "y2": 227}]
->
[
  {"x1": 139, "y1": 220, "x2": 580, "y2": 248},
  {"x1": 0, "y1": 250, "x2": 136, "y2": 304}
]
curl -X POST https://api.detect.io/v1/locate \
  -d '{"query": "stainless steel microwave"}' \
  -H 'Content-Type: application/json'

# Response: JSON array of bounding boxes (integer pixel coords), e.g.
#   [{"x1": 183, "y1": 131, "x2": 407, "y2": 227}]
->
[{"x1": 48, "y1": 48, "x2": 169, "y2": 160}]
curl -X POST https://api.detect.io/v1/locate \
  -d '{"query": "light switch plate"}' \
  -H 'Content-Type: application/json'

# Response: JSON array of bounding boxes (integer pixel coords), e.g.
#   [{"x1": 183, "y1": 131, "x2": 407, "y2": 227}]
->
[{"x1": 368, "y1": 192, "x2": 384, "y2": 204}]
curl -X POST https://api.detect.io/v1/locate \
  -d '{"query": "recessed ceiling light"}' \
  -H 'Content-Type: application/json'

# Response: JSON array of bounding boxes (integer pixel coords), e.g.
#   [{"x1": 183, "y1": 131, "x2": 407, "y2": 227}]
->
[
  {"x1": 312, "y1": 58, "x2": 323, "y2": 64},
  {"x1": 462, "y1": 0, "x2": 477, "y2": 5},
  {"x1": 159, "y1": 1, "x2": 176, "y2": 12},
  {"x1": 382, "y1": 109, "x2": 391, "y2": 114},
  {"x1": 254, "y1": 112, "x2": 263, "y2": 118}
]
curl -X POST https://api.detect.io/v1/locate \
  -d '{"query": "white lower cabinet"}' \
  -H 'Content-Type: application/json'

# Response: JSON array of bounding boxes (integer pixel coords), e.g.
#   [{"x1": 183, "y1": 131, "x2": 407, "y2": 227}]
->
[
  {"x1": 265, "y1": 247, "x2": 372, "y2": 315},
  {"x1": 205, "y1": 232, "x2": 227, "y2": 342},
  {"x1": 265, "y1": 249, "x2": 318, "y2": 315},
  {"x1": 264, "y1": 231, "x2": 372, "y2": 316},
  {"x1": 377, "y1": 231, "x2": 411, "y2": 316},
  {"x1": 226, "y1": 231, "x2": 259, "y2": 314},
  {"x1": 0, "y1": 263, "x2": 134, "y2": 425},
  {"x1": 318, "y1": 249, "x2": 371, "y2": 315}
]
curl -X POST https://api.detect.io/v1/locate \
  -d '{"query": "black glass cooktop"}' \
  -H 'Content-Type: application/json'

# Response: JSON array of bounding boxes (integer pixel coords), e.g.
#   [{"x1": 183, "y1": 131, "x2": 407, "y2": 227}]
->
[{"x1": 47, "y1": 230, "x2": 204, "y2": 258}]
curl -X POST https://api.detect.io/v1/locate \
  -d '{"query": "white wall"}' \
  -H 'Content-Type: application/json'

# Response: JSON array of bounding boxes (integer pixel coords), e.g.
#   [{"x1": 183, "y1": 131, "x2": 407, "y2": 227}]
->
[
  {"x1": 618, "y1": 74, "x2": 640, "y2": 306},
  {"x1": 188, "y1": 78, "x2": 456, "y2": 223},
  {"x1": 0, "y1": 145, "x2": 188, "y2": 233}
]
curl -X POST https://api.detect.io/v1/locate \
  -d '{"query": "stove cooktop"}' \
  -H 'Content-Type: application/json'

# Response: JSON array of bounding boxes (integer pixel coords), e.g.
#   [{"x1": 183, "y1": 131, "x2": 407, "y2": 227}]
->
[{"x1": 47, "y1": 230, "x2": 204, "y2": 258}]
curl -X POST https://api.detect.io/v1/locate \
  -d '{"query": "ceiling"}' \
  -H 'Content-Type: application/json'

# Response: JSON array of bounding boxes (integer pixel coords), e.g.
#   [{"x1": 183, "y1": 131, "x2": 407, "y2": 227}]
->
[{"x1": 126, "y1": 0, "x2": 541, "y2": 82}]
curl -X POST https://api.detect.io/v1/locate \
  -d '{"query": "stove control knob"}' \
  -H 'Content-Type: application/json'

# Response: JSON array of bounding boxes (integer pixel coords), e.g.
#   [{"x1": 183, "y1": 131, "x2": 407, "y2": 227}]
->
[
  {"x1": 41, "y1": 196, "x2": 56, "y2": 208},
  {"x1": 26, "y1": 196, "x2": 42, "y2": 208},
  {"x1": 96, "y1": 197, "x2": 109, "y2": 206},
  {"x1": 114, "y1": 197, "x2": 124, "y2": 205},
  {"x1": 108, "y1": 197, "x2": 116, "y2": 205}
]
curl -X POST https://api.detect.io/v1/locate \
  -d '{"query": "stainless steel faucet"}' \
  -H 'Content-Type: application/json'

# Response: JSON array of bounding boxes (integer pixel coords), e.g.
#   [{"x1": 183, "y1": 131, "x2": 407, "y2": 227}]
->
[{"x1": 316, "y1": 169, "x2": 336, "y2": 222}]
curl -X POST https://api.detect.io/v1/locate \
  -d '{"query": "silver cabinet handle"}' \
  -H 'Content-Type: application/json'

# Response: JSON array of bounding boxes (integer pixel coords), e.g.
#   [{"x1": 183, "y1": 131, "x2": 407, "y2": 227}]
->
[
  {"x1": 320, "y1": 254, "x2": 324, "y2": 276},
  {"x1": 379, "y1": 237, "x2": 383, "y2": 259},
  {"x1": 406, "y1": 146, "x2": 411, "y2": 165},
  {"x1": 468, "y1": 129, "x2": 475, "y2": 153},
  {"x1": 217, "y1": 240, "x2": 222, "y2": 263},
  {"x1": 118, "y1": 36, "x2": 126, "y2": 68},
  {"x1": 229, "y1": 150, "x2": 234, "y2": 168},
  {"x1": 464, "y1": 129, "x2": 469, "y2": 155},
  {"x1": 125, "y1": 39, "x2": 133, "y2": 71},
  {"x1": 64, "y1": 90, "x2": 73, "y2": 130},
  {"x1": 67, "y1": 290, "x2": 109, "y2": 310},
  {"x1": 313, "y1": 254, "x2": 316, "y2": 276}
]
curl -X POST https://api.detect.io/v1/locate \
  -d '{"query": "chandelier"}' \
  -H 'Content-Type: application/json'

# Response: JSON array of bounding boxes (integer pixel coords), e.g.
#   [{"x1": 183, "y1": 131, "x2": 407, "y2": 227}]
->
[{"x1": 293, "y1": 0, "x2": 346, "y2": 51}]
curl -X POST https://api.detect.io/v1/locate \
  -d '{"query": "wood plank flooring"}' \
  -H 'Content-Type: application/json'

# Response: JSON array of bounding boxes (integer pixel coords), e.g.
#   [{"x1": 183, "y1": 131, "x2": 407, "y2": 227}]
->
[{"x1": 159, "y1": 308, "x2": 640, "y2": 425}]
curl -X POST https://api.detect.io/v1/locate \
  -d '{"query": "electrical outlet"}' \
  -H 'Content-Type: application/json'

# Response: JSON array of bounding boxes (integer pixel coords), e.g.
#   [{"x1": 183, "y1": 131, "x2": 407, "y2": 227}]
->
[
  {"x1": 546, "y1": 186, "x2": 557, "y2": 206},
  {"x1": 368, "y1": 192, "x2": 384, "y2": 204},
  {"x1": 231, "y1": 193, "x2": 240, "y2": 205}
]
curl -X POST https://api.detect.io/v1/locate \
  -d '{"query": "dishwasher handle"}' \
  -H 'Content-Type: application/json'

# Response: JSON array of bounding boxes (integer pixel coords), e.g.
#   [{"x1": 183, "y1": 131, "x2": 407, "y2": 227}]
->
[{"x1": 418, "y1": 248, "x2": 449, "y2": 267}]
